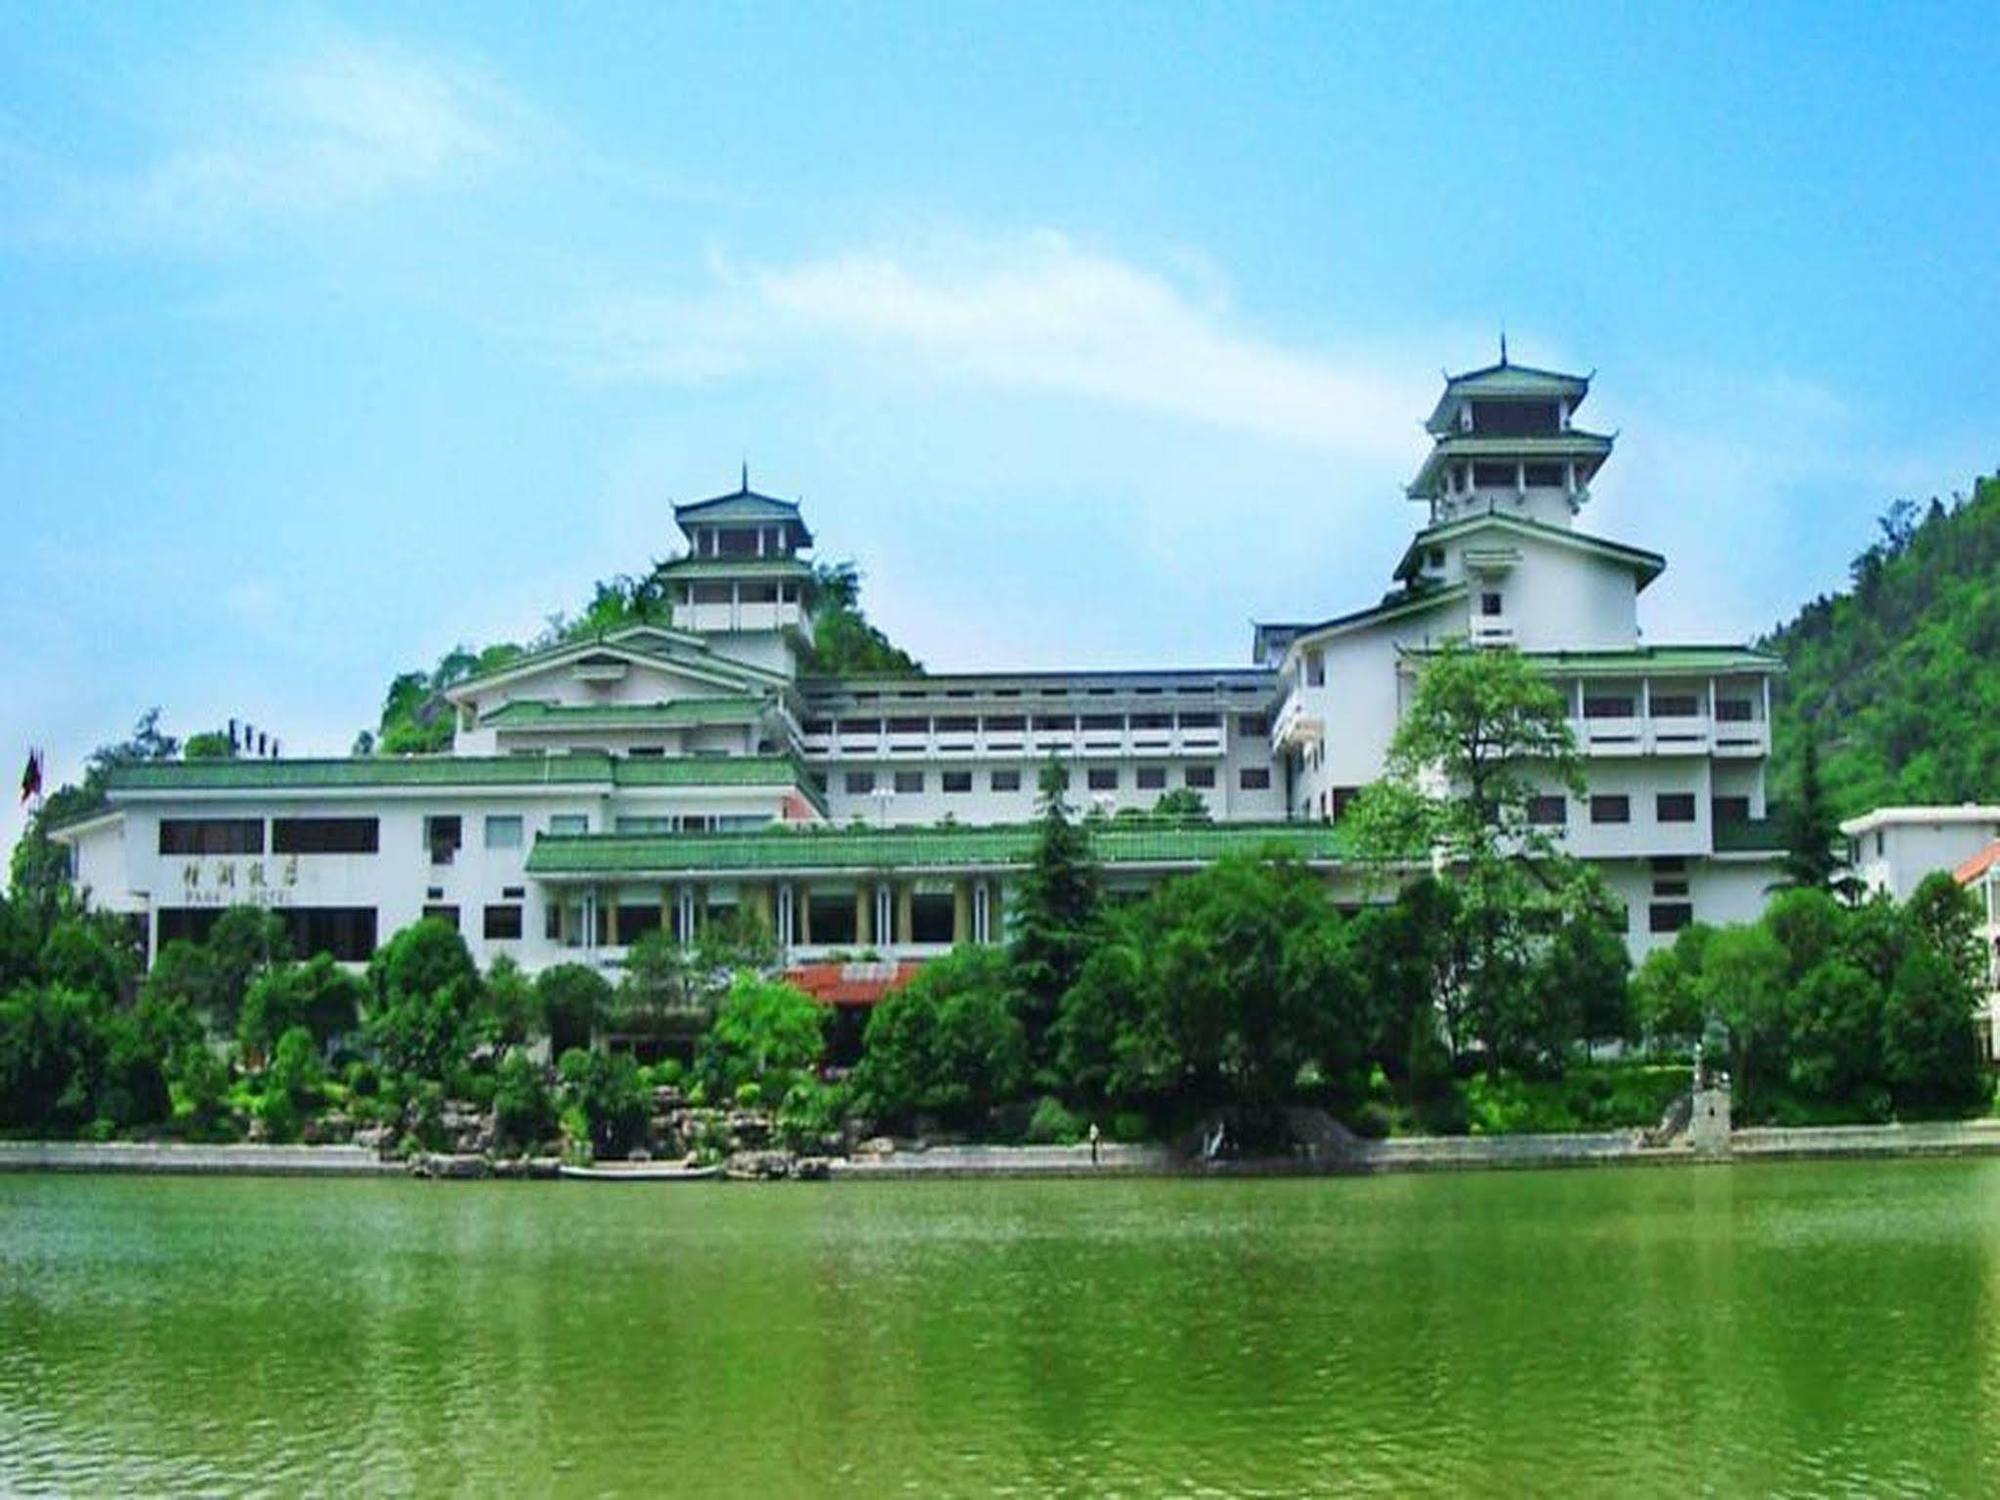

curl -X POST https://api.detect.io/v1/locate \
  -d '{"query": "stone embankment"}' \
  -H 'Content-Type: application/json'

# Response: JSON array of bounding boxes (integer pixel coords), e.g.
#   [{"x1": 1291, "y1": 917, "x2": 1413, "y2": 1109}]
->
[{"x1": 0, "y1": 1141, "x2": 395, "y2": 1176}]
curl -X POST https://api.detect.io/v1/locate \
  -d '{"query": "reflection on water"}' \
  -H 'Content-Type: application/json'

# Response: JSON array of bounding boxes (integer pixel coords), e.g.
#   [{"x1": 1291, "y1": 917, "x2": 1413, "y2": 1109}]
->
[{"x1": 3, "y1": 1162, "x2": 1999, "y2": 1496}]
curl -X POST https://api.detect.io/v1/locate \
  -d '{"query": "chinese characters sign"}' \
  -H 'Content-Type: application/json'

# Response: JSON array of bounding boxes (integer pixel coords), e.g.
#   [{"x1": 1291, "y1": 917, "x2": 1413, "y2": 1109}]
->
[{"x1": 175, "y1": 856, "x2": 299, "y2": 907}]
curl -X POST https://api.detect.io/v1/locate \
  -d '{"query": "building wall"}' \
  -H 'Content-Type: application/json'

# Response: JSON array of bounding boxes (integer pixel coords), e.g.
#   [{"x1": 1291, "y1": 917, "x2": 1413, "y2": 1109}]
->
[{"x1": 1848, "y1": 818, "x2": 2000, "y2": 900}]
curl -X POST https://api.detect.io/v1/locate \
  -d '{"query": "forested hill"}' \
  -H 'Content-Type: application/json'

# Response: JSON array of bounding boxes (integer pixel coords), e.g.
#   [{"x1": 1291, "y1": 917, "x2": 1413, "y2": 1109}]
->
[{"x1": 1764, "y1": 472, "x2": 2000, "y2": 817}]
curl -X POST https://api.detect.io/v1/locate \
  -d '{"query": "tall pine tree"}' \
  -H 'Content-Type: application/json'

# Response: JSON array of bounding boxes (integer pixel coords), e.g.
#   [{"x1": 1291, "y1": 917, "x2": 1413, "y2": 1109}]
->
[
  {"x1": 1007, "y1": 760, "x2": 1103, "y2": 1071},
  {"x1": 1779, "y1": 733, "x2": 1847, "y2": 890}
]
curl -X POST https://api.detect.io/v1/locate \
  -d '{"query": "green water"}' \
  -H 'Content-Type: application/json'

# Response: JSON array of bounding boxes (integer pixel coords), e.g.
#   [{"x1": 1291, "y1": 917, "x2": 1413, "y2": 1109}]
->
[{"x1": 2, "y1": 1163, "x2": 1997, "y2": 1496}]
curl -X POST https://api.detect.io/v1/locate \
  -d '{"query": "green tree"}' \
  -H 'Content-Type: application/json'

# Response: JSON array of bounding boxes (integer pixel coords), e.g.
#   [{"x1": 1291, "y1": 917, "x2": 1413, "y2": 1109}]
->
[
  {"x1": 793, "y1": 561, "x2": 924, "y2": 676},
  {"x1": 1778, "y1": 733, "x2": 1847, "y2": 890},
  {"x1": 365, "y1": 918, "x2": 483, "y2": 1080},
  {"x1": 479, "y1": 955, "x2": 540, "y2": 1047},
  {"x1": 182, "y1": 731, "x2": 236, "y2": 760},
  {"x1": 493, "y1": 1047, "x2": 556, "y2": 1152},
  {"x1": 853, "y1": 945, "x2": 1028, "y2": 1128},
  {"x1": 1695, "y1": 925, "x2": 1790, "y2": 1111},
  {"x1": 1881, "y1": 945, "x2": 1984, "y2": 1114},
  {"x1": 1348, "y1": 638, "x2": 1595, "y2": 1076},
  {"x1": 1631, "y1": 923, "x2": 1713, "y2": 1049},
  {"x1": 38, "y1": 915, "x2": 132, "y2": 1005},
  {"x1": 0, "y1": 984, "x2": 107, "y2": 1132},
  {"x1": 697, "y1": 974, "x2": 825, "y2": 1101},
  {"x1": 1151, "y1": 787, "x2": 1211, "y2": 821},
  {"x1": 204, "y1": 906, "x2": 293, "y2": 1037},
  {"x1": 558, "y1": 1046, "x2": 648, "y2": 1158},
  {"x1": 1008, "y1": 760, "x2": 1103, "y2": 1069},
  {"x1": 537, "y1": 962, "x2": 612, "y2": 1057},
  {"x1": 239, "y1": 954, "x2": 365, "y2": 1058}
]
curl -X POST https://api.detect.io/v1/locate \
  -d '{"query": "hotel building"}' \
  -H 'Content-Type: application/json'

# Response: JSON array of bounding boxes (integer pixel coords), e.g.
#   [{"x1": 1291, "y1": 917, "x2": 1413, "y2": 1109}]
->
[{"x1": 58, "y1": 356, "x2": 1787, "y2": 974}]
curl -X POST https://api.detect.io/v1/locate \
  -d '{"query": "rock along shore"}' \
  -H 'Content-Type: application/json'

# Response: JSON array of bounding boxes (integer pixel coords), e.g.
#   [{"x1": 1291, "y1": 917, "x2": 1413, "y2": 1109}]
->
[{"x1": 8, "y1": 1119, "x2": 2000, "y2": 1181}]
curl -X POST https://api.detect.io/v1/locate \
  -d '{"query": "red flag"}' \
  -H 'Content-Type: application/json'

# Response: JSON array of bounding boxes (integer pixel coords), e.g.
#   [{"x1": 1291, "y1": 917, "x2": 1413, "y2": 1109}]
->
[{"x1": 19, "y1": 748, "x2": 42, "y2": 804}]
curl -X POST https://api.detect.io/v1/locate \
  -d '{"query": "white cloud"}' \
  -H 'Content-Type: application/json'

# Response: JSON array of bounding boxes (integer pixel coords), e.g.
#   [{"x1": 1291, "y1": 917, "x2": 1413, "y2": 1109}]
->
[
  {"x1": 12, "y1": 36, "x2": 516, "y2": 247},
  {"x1": 576, "y1": 233, "x2": 1443, "y2": 463}
]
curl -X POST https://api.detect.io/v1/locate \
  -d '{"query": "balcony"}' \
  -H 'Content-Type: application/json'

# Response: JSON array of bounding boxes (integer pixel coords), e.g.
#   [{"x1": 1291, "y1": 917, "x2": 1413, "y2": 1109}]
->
[{"x1": 1271, "y1": 693, "x2": 1324, "y2": 753}]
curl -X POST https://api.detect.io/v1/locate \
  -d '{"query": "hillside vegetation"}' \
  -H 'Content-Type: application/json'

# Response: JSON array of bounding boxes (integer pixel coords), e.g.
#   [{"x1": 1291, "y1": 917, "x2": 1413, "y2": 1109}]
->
[{"x1": 1765, "y1": 473, "x2": 2000, "y2": 816}]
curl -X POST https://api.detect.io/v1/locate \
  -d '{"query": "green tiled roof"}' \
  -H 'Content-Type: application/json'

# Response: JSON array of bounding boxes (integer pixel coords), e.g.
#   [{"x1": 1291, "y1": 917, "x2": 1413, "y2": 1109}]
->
[
  {"x1": 106, "y1": 753, "x2": 818, "y2": 796},
  {"x1": 1409, "y1": 432, "x2": 1614, "y2": 496},
  {"x1": 527, "y1": 820, "x2": 1350, "y2": 877},
  {"x1": 1393, "y1": 514, "x2": 1663, "y2": 586},
  {"x1": 1400, "y1": 644, "x2": 1783, "y2": 678},
  {"x1": 658, "y1": 557, "x2": 812, "y2": 578},
  {"x1": 1517, "y1": 646, "x2": 1783, "y2": 677},
  {"x1": 480, "y1": 696, "x2": 771, "y2": 729},
  {"x1": 448, "y1": 626, "x2": 791, "y2": 697}
]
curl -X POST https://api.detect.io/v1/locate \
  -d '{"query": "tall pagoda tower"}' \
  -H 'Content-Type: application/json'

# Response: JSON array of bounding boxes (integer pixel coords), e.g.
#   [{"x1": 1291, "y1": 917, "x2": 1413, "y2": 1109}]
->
[{"x1": 1405, "y1": 352, "x2": 1615, "y2": 530}]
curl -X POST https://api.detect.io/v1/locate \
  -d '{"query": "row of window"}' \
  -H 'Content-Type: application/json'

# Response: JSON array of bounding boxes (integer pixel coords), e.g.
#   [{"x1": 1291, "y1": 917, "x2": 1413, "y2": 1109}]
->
[
  {"x1": 832, "y1": 682, "x2": 1267, "y2": 704},
  {"x1": 1527, "y1": 793, "x2": 1749, "y2": 827},
  {"x1": 840, "y1": 765, "x2": 1273, "y2": 796},
  {"x1": 159, "y1": 817, "x2": 379, "y2": 856},
  {"x1": 677, "y1": 581, "x2": 800, "y2": 605},
  {"x1": 158, "y1": 906, "x2": 378, "y2": 962},
  {"x1": 1580, "y1": 695, "x2": 1757, "y2": 721},
  {"x1": 804, "y1": 712, "x2": 1259, "y2": 737}
]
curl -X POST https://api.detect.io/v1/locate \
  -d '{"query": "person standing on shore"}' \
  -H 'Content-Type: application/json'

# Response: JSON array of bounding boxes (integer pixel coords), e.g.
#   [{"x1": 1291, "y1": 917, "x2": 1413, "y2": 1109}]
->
[{"x1": 1088, "y1": 1122, "x2": 1101, "y2": 1165}]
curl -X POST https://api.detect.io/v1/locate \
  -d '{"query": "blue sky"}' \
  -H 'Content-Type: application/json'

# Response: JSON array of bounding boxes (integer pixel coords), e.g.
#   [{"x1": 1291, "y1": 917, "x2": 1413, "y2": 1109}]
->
[{"x1": 3, "y1": 1, "x2": 1995, "y2": 853}]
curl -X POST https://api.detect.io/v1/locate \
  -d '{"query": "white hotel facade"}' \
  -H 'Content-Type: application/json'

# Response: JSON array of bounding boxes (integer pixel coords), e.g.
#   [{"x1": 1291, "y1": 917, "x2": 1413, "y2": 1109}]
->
[{"x1": 59, "y1": 357, "x2": 1786, "y2": 973}]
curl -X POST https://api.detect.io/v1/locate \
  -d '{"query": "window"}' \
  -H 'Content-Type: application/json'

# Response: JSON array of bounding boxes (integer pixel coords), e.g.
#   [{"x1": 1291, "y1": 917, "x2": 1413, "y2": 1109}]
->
[
  {"x1": 691, "y1": 582, "x2": 731, "y2": 604},
  {"x1": 1427, "y1": 547, "x2": 1445, "y2": 568},
  {"x1": 845, "y1": 771, "x2": 877, "y2": 795},
  {"x1": 1185, "y1": 766, "x2": 1216, "y2": 789},
  {"x1": 1528, "y1": 795, "x2": 1568, "y2": 826},
  {"x1": 425, "y1": 815, "x2": 462, "y2": 865},
  {"x1": 628, "y1": 746, "x2": 666, "y2": 758},
  {"x1": 421, "y1": 904, "x2": 459, "y2": 930},
  {"x1": 1716, "y1": 698, "x2": 1754, "y2": 723},
  {"x1": 1522, "y1": 462, "x2": 1566, "y2": 487},
  {"x1": 985, "y1": 715, "x2": 1026, "y2": 734},
  {"x1": 159, "y1": 818, "x2": 263, "y2": 856},
  {"x1": 1583, "y1": 696, "x2": 1636, "y2": 719},
  {"x1": 1472, "y1": 460, "x2": 1516, "y2": 487},
  {"x1": 935, "y1": 716, "x2": 976, "y2": 734},
  {"x1": 281, "y1": 907, "x2": 377, "y2": 962},
  {"x1": 942, "y1": 771, "x2": 973, "y2": 794},
  {"x1": 840, "y1": 718, "x2": 881, "y2": 735},
  {"x1": 549, "y1": 814, "x2": 588, "y2": 836},
  {"x1": 1130, "y1": 713, "x2": 1172, "y2": 732},
  {"x1": 1087, "y1": 768, "x2": 1119, "y2": 791},
  {"x1": 910, "y1": 893, "x2": 955, "y2": 945},
  {"x1": 1305, "y1": 651, "x2": 1325, "y2": 687},
  {"x1": 1656, "y1": 793, "x2": 1697, "y2": 823},
  {"x1": 545, "y1": 905, "x2": 562, "y2": 941},
  {"x1": 1590, "y1": 795, "x2": 1631, "y2": 825},
  {"x1": 483, "y1": 904, "x2": 524, "y2": 941},
  {"x1": 1239, "y1": 767, "x2": 1272, "y2": 791},
  {"x1": 1712, "y1": 796, "x2": 1751, "y2": 824},
  {"x1": 1136, "y1": 767, "x2": 1167, "y2": 791},
  {"x1": 894, "y1": 770, "x2": 924, "y2": 794},
  {"x1": 1177, "y1": 712, "x2": 1219, "y2": 730},
  {"x1": 1330, "y1": 787, "x2": 1360, "y2": 822},
  {"x1": 1481, "y1": 592, "x2": 1504, "y2": 617},
  {"x1": 888, "y1": 716, "x2": 927, "y2": 735},
  {"x1": 991, "y1": 769, "x2": 1022, "y2": 792},
  {"x1": 273, "y1": 817, "x2": 379, "y2": 855},
  {"x1": 1649, "y1": 903, "x2": 1694, "y2": 935},
  {"x1": 1651, "y1": 694, "x2": 1699, "y2": 718},
  {"x1": 1237, "y1": 715, "x2": 1269, "y2": 738},
  {"x1": 803, "y1": 719, "x2": 833, "y2": 736},
  {"x1": 1080, "y1": 714, "x2": 1123, "y2": 732},
  {"x1": 484, "y1": 815, "x2": 524, "y2": 850},
  {"x1": 616, "y1": 904, "x2": 661, "y2": 945}
]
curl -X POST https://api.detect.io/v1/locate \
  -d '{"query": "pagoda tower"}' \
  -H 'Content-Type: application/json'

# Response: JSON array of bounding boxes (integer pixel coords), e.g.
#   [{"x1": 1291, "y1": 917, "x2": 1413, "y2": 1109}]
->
[{"x1": 1405, "y1": 351, "x2": 1615, "y2": 530}]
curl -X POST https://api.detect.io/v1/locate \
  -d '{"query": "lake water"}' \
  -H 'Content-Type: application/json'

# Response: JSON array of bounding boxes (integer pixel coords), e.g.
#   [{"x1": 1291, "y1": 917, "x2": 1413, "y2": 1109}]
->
[{"x1": 3, "y1": 1162, "x2": 1998, "y2": 1496}]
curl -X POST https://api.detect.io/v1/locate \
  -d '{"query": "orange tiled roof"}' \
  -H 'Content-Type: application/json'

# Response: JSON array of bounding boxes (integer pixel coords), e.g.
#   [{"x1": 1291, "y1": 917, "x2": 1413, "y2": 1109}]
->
[
  {"x1": 1954, "y1": 840, "x2": 2000, "y2": 887},
  {"x1": 784, "y1": 960, "x2": 924, "y2": 1007}
]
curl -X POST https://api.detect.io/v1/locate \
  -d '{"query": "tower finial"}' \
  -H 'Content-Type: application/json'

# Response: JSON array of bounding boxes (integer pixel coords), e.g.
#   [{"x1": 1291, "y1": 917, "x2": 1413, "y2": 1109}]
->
[
  {"x1": 740, "y1": 460, "x2": 749, "y2": 493},
  {"x1": 1499, "y1": 326, "x2": 1509, "y2": 365}
]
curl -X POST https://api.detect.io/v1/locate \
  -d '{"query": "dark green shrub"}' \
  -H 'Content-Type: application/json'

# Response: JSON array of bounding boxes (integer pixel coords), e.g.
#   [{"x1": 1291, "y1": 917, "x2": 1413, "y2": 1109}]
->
[{"x1": 1026, "y1": 1095, "x2": 1082, "y2": 1144}]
